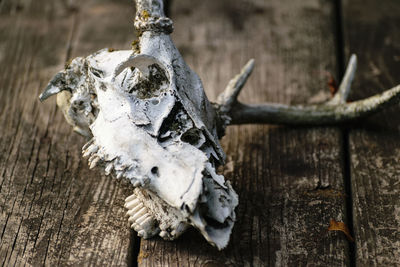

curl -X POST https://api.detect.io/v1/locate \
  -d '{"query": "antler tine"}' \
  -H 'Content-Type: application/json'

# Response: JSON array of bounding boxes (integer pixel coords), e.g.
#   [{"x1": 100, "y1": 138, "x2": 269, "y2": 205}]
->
[
  {"x1": 228, "y1": 84, "x2": 400, "y2": 125},
  {"x1": 328, "y1": 54, "x2": 357, "y2": 105},
  {"x1": 216, "y1": 54, "x2": 400, "y2": 128},
  {"x1": 215, "y1": 59, "x2": 255, "y2": 133},
  {"x1": 217, "y1": 59, "x2": 255, "y2": 113},
  {"x1": 135, "y1": 0, "x2": 166, "y2": 17}
]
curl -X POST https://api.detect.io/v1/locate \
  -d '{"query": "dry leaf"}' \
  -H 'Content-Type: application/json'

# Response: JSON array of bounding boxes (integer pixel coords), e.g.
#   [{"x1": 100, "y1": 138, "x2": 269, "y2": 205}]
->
[
  {"x1": 328, "y1": 219, "x2": 354, "y2": 242},
  {"x1": 327, "y1": 74, "x2": 338, "y2": 96}
]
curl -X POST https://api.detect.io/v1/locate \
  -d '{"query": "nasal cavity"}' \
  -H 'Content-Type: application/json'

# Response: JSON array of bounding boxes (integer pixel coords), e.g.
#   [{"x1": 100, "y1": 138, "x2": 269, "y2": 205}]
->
[
  {"x1": 151, "y1": 166, "x2": 159, "y2": 177},
  {"x1": 180, "y1": 128, "x2": 200, "y2": 146}
]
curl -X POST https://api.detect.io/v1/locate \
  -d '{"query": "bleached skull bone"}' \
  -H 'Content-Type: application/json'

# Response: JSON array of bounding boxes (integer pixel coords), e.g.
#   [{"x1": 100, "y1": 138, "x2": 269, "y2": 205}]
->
[{"x1": 40, "y1": 44, "x2": 238, "y2": 249}]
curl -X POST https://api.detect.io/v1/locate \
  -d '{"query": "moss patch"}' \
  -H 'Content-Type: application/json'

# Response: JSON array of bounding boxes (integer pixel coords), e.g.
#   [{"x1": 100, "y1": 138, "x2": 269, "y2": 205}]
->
[{"x1": 129, "y1": 63, "x2": 168, "y2": 99}]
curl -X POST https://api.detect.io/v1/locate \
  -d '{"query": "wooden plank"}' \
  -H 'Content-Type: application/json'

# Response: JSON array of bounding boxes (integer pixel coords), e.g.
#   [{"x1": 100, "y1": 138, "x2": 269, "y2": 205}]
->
[
  {"x1": 139, "y1": 0, "x2": 350, "y2": 266},
  {"x1": 69, "y1": 0, "x2": 136, "y2": 58},
  {"x1": 342, "y1": 0, "x2": 400, "y2": 265},
  {"x1": 0, "y1": 0, "x2": 136, "y2": 265}
]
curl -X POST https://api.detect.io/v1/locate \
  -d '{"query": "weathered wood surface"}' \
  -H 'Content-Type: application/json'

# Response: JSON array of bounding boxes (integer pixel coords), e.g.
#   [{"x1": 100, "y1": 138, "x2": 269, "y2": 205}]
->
[
  {"x1": 1, "y1": 0, "x2": 400, "y2": 266},
  {"x1": 0, "y1": 0, "x2": 137, "y2": 266},
  {"x1": 139, "y1": 0, "x2": 349, "y2": 266},
  {"x1": 342, "y1": 0, "x2": 400, "y2": 265}
]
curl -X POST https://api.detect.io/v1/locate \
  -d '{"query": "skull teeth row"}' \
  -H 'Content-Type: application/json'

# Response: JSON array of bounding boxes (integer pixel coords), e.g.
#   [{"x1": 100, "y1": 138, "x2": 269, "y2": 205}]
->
[
  {"x1": 84, "y1": 139, "x2": 175, "y2": 239},
  {"x1": 124, "y1": 193, "x2": 180, "y2": 240},
  {"x1": 124, "y1": 194, "x2": 162, "y2": 239},
  {"x1": 82, "y1": 139, "x2": 104, "y2": 169},
  {"x1": 82, "y1": 139, "x2": 142, "y2": 185}
]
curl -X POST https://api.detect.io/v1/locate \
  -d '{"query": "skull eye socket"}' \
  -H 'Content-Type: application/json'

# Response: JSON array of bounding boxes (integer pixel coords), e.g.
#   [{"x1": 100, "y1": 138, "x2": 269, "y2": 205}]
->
[{"x1": 128, "y1": 63, "x2": 169, "y2": 99}]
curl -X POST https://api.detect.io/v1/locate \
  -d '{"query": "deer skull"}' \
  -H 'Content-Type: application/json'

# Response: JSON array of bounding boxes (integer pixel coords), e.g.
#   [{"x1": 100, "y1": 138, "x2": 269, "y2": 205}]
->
[{"x1": 40, "y1": 38, "x2": 238, "y2": 249}]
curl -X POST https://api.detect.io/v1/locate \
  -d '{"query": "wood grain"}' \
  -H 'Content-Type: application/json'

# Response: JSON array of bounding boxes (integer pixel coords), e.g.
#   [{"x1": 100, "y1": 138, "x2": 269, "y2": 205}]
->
[
  {"x1": 0, "y1": 0, "x2": 136, "y2": 266},
  {"x1": 342, "y1": 0, "x2": 400, "y2": 265},
  {"x1": 5, "y1": 0, "x2": 400, "y2": 265},
  {"x1": 138, "y1": 0, "x2": 350, "y2": 266}
]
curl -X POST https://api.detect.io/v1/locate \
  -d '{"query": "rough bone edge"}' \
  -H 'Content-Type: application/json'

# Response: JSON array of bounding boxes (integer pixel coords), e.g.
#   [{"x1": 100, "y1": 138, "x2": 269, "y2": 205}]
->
[{"x1": 216, "y1": 54, "x2": 400, "y2": 131}]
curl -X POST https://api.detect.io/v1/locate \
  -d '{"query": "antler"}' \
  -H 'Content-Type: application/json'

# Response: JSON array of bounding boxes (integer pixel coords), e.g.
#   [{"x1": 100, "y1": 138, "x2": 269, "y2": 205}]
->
[
  {"x1": 134, "y1": 0, "x2": 173, "y2": 34},
  {"x1": 135, "y1": 0, "x2": 400, "y2": 133},
  {"x1": 216, "y1": 54, "x2": 400, "y2": 131}
]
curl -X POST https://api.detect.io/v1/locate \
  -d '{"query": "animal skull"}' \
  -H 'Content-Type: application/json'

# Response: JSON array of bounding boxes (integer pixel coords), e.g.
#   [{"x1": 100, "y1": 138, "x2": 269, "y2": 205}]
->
[
  {"x1": 39, "y1": 0, "x2": 400, "y2": 250},
  {"x1": 40, "y1": 39, "x2": 238, "y2": 249}
]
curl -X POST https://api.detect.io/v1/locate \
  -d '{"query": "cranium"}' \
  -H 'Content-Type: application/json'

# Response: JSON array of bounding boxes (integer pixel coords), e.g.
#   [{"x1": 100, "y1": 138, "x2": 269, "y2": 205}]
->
[
  {"x1": 40, "y1": 35, "x2": 238, "y2": 248},
  {"x1": 39, "y1": 0, "x2": 400, "y2": 250}
]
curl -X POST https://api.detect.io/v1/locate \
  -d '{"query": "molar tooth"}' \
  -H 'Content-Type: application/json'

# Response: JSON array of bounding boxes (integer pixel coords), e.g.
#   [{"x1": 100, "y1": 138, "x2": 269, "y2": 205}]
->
[
  {"x1": 139, "y1": 216, "x2": 153, "y2": 227},
  {"x1": 136, "y1": 214, "x2": 149, "y2": 224},
  {"x1": 89, "y1": 157, "x2": 100, "y2": 169},
  {"x1": 128, "y1": 216, "x2": 137, "y2": 223},
  {"x1": 126, "y1": 198, "x2": 140, "y2": 207},
  {"x1": 114, "y1": 162, "x2": 128, "y2": 171},
  {"x1": 125, "y1": 194, "x2": 137, "y2": 203},
  {"x1": 171, "y1": 230, "x2": 176, "y2": 236},
  {"x1": 104, "y1": 163, "x2": 113, "y2": 175},
  {"x1": 88, "y1": 153, "x2": 97, "y2": 163},
  {"x1": 82, "y1": 139, "x2": 94, "y2": 150},
  {"x1": 83, "y1": 144, "x2": 99, "y2": 157},
  {"x1": 159, "y1": 223, "x2": 168, "y2": 231},
  {"x1": 124, "y1": 198, "x2": 140, "y2": 209},
  {"x1": 127, "y1": 203, "x2": 144, "y2": 216},
  {"x1": 138, "y1": 230, "x2": 145, "y2": 237},
  {"x1": 132, "y1": 203, "x2": 144, "y2": 211},
  {"x1": 159, "y1": 231, "x2": 167, "y2": 238},
  {"x1": 120, "y1": 163, "x2": 129, "y2": 170},
  {"x1": 131, "y1": 207, "x2": 147, "y2": 221},
  {"x1": 133, "y1": 224, "x2": 140, "y2": 231}
]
